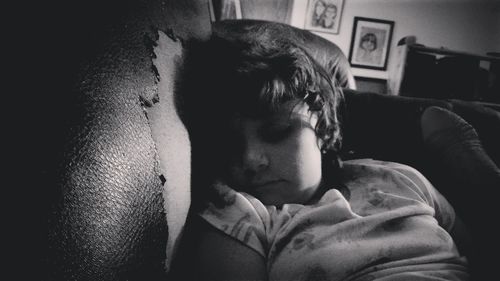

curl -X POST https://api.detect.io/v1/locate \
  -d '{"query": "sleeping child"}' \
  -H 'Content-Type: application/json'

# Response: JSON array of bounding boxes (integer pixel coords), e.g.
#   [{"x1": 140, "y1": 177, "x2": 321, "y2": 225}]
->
[{"x1": 179, "y1": 34, "x2": 470, "y2": 281}]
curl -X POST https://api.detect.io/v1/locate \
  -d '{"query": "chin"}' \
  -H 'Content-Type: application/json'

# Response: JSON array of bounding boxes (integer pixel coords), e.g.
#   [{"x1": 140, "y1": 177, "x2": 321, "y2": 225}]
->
[{"x1": 259, "y1": 192, "x2": 311, "y2": 206}]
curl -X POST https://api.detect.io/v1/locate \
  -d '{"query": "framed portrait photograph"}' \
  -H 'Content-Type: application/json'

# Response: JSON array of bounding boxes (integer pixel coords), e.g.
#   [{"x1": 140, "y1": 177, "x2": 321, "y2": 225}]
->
[
  {"x1": 208, "y1": 0, "x2": 242, "y2": 22},
  {"x1": 304, "y1": 0, "x2": 344, "y2": 34},
  {"x1": 348, "y1": 17, "x2": 395, "y2": 70}
]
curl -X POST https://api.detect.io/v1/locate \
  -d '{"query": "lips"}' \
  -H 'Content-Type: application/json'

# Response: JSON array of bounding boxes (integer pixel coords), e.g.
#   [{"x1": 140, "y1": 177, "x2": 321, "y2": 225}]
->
[{"x1": 250, "y1": 179, "x2": 285, "y2": 191}]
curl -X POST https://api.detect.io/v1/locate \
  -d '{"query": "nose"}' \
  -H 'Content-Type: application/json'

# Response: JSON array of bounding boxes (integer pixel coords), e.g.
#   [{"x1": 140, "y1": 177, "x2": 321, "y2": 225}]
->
[{"x1": 241, "y1": 142, "x2": 269, "y2": 177}]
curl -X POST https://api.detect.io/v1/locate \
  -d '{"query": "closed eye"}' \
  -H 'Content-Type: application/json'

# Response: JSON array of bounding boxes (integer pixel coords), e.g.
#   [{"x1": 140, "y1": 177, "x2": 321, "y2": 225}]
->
[{"x1": 259, "y1": 122, "x2": 293, "y2": 143}]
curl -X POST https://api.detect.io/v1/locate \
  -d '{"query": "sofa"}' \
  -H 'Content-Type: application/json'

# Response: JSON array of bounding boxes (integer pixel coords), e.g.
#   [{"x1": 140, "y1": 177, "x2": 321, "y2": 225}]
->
[{"x1": 45, "y1": 1, "x2": 499, "y2": 279}]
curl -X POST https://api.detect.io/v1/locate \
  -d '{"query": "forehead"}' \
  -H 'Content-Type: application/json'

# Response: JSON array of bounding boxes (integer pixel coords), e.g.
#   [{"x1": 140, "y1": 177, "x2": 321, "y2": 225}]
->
[
  {"x1": 232, "y1": 96, "x2": 303, "y2": 118},
  {"x1": 232, "y1": 100, "x2": 313, "y2": 127},
  {"x1": 260, "y1": 100, "x2": 310, "y2": 121}
]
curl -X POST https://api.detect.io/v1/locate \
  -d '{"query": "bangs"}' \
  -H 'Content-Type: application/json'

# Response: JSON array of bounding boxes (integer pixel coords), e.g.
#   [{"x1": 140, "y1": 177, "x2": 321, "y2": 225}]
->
[
  {"x1": 224, "y1": 44, "x2": 319, "y2": 119},
  {"x1": 241, "y1": 77, "x2": 302, "y2": 119}
]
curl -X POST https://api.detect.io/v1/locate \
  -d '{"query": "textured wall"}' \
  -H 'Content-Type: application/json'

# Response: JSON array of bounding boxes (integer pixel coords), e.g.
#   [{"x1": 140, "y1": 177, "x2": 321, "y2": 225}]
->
[{"x1": 44, "y1": 0, "x2": 210, "y2": 279}]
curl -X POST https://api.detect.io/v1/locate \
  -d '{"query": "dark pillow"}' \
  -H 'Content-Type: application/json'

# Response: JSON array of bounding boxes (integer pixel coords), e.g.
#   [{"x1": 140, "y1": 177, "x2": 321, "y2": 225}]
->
[
  {"x1": 421, "y1": 106, "x2": 500, "y2": 199},
  {"x1": 421, "y1": 106, "x2": 500, "y2": 280}
]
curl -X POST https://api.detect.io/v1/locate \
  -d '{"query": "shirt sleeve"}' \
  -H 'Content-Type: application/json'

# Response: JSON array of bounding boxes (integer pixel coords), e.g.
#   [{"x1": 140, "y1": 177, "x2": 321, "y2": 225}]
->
[
  {"x1": 383, "y1": 161, "x2": 457, "y2": 232},
  {"x1": 198, "y1": 182, "x2": 269, "y2": 257}
]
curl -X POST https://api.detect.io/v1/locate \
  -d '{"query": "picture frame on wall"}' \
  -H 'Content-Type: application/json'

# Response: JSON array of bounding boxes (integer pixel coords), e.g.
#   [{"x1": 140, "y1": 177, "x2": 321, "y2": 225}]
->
[
  {"x1": 348, "y1": 17, "x2": 395, "y2": 70},
  {"x1": 304, "y1": 0, "x2": 344, "y2": 34},
  {"x1": 208, "y1": 0, "x2": 242, "y2": 22}
]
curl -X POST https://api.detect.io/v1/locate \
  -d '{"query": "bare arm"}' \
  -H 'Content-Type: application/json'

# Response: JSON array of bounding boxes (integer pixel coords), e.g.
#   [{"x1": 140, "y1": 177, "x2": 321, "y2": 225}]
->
[{"x1": 193, "y1": 219, "x2": 268, "y2": 281}]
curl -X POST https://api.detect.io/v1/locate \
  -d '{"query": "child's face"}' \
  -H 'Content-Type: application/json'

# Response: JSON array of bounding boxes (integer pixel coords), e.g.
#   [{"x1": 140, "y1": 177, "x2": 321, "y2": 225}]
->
[
  {"x1": 314, "y1": 1, "x2": 326, "y2": 16},
  {"x1": 324, "y1": 6, "x2": 337, "y2": 20},
  {"x1": 227, "y1": 100, "x2": 323, "y2": 206}
]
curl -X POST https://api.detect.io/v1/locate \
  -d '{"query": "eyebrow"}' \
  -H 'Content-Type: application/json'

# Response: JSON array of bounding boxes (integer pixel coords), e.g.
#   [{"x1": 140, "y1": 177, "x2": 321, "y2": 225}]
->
[{"x1": 266, "y1": 111, "x2": 316, "y2": 129}]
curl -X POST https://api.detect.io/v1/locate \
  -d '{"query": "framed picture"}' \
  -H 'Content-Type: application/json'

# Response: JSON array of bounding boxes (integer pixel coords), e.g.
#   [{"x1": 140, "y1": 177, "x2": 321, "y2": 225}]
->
[
  {"x1": 208, "y1": 0, "x2": 242, "y2": 22},
  {"x1": 304, "y1": 0, "x2": 344, "y2": 34},
  {"x1": 348, "y1": 17, "x2": 395, "y2": 70}
]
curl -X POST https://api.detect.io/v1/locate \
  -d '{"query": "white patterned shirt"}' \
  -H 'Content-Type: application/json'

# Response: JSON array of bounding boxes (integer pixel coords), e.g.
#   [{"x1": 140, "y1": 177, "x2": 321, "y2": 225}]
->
[{"x1": 200, "y1": 159, "x2": 469, "y2": 280}]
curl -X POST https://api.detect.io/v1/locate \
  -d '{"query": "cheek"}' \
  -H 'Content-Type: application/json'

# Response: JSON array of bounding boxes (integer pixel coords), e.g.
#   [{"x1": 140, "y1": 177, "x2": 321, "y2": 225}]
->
[
  {"x1": 277, "y1": 131, "x2": 322, "y2": 184},
  {"x1": 298, "y1": 140, "x2": 323, "y2": 184}
]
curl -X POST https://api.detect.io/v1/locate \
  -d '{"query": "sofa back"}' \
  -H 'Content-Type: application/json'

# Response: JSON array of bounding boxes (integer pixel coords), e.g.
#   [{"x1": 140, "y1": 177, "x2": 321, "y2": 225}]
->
[{"x1": 340, "y1": 89, "x2": 500, "y2": 170}]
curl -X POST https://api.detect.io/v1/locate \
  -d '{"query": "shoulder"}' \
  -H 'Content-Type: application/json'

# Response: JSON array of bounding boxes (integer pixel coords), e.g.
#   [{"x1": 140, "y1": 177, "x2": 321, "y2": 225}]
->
[
  {"x1": 342, "y1": 159, "x2": 456, "y2": 229},
  {"x1": 366, "y1": 160, "x2": 430, "y2": 186},
  {"x1": 343, "y1": 159, "x2": 428, "y2": 185},
  {"x1": 199, "y1": 182, "x2": 270, "y2": 256},
  {"x1": 341, "y1": 159, "x2": 435, "y2": 203}
]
